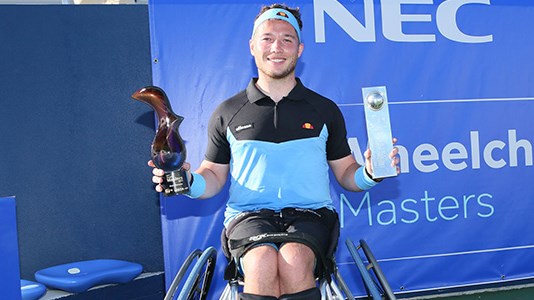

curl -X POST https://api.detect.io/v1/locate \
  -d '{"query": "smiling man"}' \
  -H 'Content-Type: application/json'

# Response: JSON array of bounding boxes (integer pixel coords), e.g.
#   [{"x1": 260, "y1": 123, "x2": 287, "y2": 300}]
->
[{"x1": 150, "y1": 3, "x2": 399, "y2": 300}]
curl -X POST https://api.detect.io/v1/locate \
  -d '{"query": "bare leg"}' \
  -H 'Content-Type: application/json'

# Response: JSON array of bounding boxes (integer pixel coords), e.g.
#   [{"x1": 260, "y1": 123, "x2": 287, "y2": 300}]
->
[
  {"x1": 277, "y1": 242, "x2": 316, "y2": 295},
  {"x1": 241, "y1": 245, "x2": 280, "y2": 297}
]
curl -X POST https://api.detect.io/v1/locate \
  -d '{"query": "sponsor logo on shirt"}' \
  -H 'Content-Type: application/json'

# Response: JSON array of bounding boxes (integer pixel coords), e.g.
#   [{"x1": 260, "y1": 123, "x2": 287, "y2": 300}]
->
[{"x1": 235, "y1": 123, "x2": 254, "y2": 132}]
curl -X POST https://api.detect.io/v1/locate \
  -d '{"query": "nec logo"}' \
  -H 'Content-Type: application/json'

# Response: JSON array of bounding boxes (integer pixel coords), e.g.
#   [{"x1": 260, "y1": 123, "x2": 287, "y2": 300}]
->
[{"x1": 314, "y1": 0, "x2": 493, "y2": 43}]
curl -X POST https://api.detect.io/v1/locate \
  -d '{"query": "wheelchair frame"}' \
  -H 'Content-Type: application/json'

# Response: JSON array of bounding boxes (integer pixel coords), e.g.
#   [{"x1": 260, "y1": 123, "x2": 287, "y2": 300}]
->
[
  {"x1": 164, "y1": 246, "x2": 217, "y2": 300},
  {"x1": 165, "y1": 238, "x2": 397, "y2": 300},
  {"x1": 346, "y1": 239, "x2": 397, "y2": 300}
]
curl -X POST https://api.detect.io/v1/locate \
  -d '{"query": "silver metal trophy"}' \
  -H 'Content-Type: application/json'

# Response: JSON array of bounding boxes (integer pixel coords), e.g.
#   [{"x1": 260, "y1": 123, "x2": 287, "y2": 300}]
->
[{"x1": 362, "y1": 86, "x2": 397, "y2": 179}]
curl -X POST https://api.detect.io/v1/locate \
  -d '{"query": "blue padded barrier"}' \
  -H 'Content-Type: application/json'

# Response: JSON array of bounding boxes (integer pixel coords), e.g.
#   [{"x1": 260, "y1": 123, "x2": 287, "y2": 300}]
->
[
  {"x1": 20, "y1": 279, "x2": 46, "y2": 300},
  {"x1": 35, "y1": 259, "x2": 142, "y2": 293},
  {"x1": 0, "y1": 196, "x2": 22, "y2": 300}
]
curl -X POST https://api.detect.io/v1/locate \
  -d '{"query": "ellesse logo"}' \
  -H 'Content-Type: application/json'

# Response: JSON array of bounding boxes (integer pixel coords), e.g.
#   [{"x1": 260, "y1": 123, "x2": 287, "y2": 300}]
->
[
  {"x1": 302, "y1": 123, "x2": 314, "y2": 130},
  {"x1": 235, "y1": 123, "x2": 254, "y2": 132},
  {"x1": 276, "y1": 11, "x2": 289, "y2": 18}
]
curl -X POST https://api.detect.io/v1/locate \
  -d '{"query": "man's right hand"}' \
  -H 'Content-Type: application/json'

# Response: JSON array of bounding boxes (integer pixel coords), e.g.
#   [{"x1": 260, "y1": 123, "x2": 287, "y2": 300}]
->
[
  {"x1": 147, "y1": 160, "x2": 192, "y2": 193},
  {"x1": 147, "y1": 160, "x2": 164, "y2": 192}
]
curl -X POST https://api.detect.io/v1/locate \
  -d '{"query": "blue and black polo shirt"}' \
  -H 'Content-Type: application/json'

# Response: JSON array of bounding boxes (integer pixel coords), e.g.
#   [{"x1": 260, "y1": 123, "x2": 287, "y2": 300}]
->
[{"x1": 205, "y1": 78, "x2": 352, "y2": 225}]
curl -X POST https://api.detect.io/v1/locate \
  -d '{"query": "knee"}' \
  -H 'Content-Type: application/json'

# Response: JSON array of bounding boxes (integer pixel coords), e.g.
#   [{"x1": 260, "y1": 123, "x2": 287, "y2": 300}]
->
[
  {"x1": 241, "y1": 245, "x2": 281, "y2": 296},
  {"x1": 242, "y1": 245, "x2": 279, "y2": 278},
  {"x1": 278, "y1": 243, "x2": 315, "y2": 279}
]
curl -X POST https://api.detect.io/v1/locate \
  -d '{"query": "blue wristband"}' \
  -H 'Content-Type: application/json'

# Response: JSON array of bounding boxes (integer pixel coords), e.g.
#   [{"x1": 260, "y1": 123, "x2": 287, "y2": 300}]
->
[
  {"x1": 354, "y1": 167, "x2": 377, "y2": 191},
  {"x1": 186, "y1": 172, "x2": 206, "y2": 199}
]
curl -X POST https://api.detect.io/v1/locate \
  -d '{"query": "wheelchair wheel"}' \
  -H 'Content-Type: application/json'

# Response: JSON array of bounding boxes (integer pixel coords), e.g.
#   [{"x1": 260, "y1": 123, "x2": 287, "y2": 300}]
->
[
  {"x1": 177, "y1": 246, "x2": 218, "y2": 300},
  {"x1": 359, "y1": 239, "x2": 396, "y2": 300},
  {"x1": 165, "y1": 249, "x2": 203, "y2": 300},
  {"x1": 345, "y1": 239, "x2": 382, "y2": 299}
]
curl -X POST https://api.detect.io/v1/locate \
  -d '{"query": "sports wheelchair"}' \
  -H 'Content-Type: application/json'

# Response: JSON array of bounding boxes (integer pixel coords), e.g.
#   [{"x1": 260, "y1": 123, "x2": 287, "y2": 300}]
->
[{"x1": 164, "y1": 236, "x2": 395, "y2": 300}]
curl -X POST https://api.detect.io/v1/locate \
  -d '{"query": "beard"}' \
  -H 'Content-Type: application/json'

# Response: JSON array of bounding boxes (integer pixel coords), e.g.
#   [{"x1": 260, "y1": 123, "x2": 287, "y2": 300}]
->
[{"x1": 255, "y1": 55, "x2": 298, "y2": 80}]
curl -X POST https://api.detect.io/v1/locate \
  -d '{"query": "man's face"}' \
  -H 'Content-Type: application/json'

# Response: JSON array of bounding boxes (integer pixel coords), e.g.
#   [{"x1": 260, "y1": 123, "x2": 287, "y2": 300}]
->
[{"x1": 250, "y1": 19, "x2": 304, "y2": 80}]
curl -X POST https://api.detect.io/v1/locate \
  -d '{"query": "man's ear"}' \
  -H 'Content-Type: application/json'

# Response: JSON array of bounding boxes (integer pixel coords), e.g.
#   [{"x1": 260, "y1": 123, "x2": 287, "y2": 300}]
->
[
  {"x1": 297, "y1": 42, "x2": 304, "y2": 58},
  {"x1": 249, "y1": 39, "x2": 255, "y2": 56}
]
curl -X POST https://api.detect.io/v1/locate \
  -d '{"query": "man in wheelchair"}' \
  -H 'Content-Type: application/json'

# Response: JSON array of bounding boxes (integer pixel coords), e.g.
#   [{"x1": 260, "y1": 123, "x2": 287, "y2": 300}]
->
[{"x1": 150, "y1": 3, "x2": 399, "y2": 300}]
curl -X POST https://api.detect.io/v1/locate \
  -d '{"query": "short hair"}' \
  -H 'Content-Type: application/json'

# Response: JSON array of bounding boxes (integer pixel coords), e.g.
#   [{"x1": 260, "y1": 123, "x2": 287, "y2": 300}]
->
[{"x1": 255, "y1": 3, "x2": 303, "y2": 30}]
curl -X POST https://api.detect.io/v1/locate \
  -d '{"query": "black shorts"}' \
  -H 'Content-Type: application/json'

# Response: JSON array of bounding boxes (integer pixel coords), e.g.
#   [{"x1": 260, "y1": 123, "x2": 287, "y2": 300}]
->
[{"x1": 224, "y1": 207, "x2": 340, "y2": 263}]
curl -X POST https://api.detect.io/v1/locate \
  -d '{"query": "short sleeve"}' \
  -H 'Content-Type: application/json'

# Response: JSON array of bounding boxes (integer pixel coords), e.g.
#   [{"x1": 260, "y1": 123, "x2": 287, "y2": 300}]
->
[
  {"x1": 204, "y1": 107, "x2": 231, "y2": 164},
  {"x1": 325, "y1": 102, "x2": 352, "y2": 161}
]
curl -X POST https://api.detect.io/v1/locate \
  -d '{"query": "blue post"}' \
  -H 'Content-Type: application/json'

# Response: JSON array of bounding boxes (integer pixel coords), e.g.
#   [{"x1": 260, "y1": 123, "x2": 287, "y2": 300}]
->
[{"x1": 0, "y1": 196, "x2": 22, "y2": 300}]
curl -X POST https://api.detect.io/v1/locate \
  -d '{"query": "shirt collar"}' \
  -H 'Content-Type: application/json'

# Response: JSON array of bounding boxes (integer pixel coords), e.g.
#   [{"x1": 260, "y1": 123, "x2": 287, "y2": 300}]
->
[{"x1": 246, "y1": 78, "x2": 307, "y2": 103}]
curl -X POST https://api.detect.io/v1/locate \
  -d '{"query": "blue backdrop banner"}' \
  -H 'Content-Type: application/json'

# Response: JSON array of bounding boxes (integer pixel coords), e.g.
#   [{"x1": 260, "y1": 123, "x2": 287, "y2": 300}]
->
[{"x1": 148, "y1": 0, "x2": 534, "y2": 297}]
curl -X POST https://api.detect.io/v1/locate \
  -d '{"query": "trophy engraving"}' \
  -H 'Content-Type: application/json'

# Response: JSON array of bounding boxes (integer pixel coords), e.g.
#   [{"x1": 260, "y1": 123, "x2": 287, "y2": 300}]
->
[
  {"x1": 132, "y1": 86, "x2": 190, "y2": 196},
  {"x1": 362, "y1": 86, "x2": 397, "y2": 179}
]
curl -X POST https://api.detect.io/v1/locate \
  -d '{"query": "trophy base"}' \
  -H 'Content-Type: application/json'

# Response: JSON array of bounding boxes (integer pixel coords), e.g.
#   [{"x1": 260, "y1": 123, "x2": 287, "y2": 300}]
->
[{"x1": 162, "y1": 169, "x2": 190, "y2": 196}]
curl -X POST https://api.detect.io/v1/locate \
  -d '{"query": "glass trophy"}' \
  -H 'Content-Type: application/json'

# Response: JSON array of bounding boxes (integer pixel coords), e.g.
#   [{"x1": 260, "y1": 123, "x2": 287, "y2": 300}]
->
[
  {"x1": 362, "y1": 86, "x2": 397, "y2": 179},
  {"x1": 131, "y1": 86, "x2": 190, "y2": 196}
]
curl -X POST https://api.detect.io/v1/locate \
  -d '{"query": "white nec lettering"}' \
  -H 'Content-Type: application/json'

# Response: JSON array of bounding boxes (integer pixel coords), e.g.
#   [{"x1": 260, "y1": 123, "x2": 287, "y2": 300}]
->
[{"x1": 314, "y1": 0, "x2": 493, "y2": 43}]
